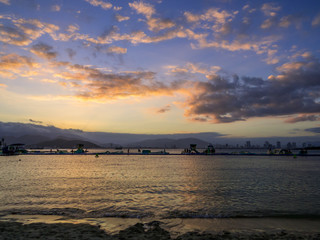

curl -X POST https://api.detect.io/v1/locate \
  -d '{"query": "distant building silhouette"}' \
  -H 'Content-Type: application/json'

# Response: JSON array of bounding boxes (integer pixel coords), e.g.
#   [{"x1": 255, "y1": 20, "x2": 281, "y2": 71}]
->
[
  {"x1": 264, "y1": 141, "x2": 271, "y2": 148},
  {"x1": 292, "y1": 142, "x2": 297, "y2": 149}
]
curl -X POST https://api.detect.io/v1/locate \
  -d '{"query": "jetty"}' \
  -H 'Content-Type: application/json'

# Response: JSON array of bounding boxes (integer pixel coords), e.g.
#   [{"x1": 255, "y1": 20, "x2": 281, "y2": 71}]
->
[{"x1": 1, "y1": 141, "x2": 319, "y2": 156}]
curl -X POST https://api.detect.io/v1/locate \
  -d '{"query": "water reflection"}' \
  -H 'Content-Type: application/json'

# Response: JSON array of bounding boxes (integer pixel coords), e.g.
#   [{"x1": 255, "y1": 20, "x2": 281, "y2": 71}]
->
[{"x1": 0, "y1": 154, "x2": 319, "y2": 218}]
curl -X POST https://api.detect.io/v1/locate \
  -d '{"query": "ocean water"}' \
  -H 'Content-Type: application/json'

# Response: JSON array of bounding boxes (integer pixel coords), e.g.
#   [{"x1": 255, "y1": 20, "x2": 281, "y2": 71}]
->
[{"x1": 1, "y1": 153, "x2": 320, "y2": 220}]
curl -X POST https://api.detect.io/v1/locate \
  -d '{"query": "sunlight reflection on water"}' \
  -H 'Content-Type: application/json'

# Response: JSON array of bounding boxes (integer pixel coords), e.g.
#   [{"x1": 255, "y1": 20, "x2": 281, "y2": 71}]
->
[{"x1": 0, "y1": 154, "x2": 319, "y2": 218}]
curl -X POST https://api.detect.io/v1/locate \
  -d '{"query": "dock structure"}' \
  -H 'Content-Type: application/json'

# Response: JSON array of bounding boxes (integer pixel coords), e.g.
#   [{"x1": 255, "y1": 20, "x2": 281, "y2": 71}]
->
[
  {"x1": 1, "y1": 140, "x2": 319, "y2": 156},
  {"x1": 2, "y1": 150, "x2": 319, "y2": 156}
]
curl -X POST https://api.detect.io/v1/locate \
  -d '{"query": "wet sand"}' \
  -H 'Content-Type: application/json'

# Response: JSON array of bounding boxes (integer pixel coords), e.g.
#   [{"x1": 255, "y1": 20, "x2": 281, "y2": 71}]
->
[{"x1": 1, "y1": 215, "x2": 320, "y2": 239}]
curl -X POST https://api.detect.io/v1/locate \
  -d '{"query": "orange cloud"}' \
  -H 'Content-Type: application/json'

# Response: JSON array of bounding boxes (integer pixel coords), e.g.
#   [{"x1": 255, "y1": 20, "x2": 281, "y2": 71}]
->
[
  {"x1": 146, "y1": 18, "x2": 175, "y2": 32},
  {"x1": 107, "y1": 46, "x2": 127, "y2": 54},
  {"x1": 261, "y1": 3, "x2": 281, "y2": 17},
  {"x1": 115, "y1": 14, "x2": 130, "y2": 22},
  {"x1": 191, "y1": 33, "x2": 279, "y2": 57},
  {"x1": 113, "y1": 6, "x2": 122, "y2": 11},
  {"x1": 261, "y1": 18, "x2": 274, "y2": 29},
  {"x1": 184, "y1": 57, "x2": 320, "y2": 123},
  {"x1": 94, "y1": 26, "x2": 187, "y2": 45},
  {"x1": 0, "y1": 53, "x2": 39, "y2": 78},
  {"x1": 0, "y1": 15, "x2": 59, "y2": 46},
  {"x1": 276, "y1": 62, "x2": 305, "y2": 73},
  {"x1": 30, "y1": 42, "x2": 57, "y2": 60},
  {"x1": 166, "y1": 62, "x2": 221, "y2": 77},
  {"x1": 67, "y1": 24, "x2": 79, "y2": 33},
  {"x1": 51, "y1": 5, "x2": 61, "y2": 12},
  {"x1": 46, "y1": 61, "x2": 177, "y2": 100},
  {"x1": 129, "y1": 1, "x2": 155, "y2": 19},
  {"x1": 184, "y1": 8, "x2": 237, "y2": 32},
  {"x1": 285, "y1": 114, "x2": 320, "y2": 123},
  {"x1": 85, "y1": 0, "x2": 112, "y2": 10},
  {"x1": 0, "y1": 0, "x2": 10, "y2": 5}
]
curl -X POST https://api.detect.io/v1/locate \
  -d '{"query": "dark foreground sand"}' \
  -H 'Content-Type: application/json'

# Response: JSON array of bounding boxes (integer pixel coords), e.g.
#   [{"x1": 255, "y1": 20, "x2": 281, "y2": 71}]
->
[{"x1": 1, "y1": 220, "x2": 320, "y2": 240}]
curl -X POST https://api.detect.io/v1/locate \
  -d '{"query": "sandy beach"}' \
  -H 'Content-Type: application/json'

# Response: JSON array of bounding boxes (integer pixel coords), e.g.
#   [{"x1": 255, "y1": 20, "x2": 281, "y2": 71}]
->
[{"x1": 1, "y1": 215, "x2": 320, "y2": 239}]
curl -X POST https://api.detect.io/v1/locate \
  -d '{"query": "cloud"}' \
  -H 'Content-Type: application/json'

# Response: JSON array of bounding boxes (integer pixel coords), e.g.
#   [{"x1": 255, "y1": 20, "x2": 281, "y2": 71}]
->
[
  {"x1": 30, "y1": 42, "x2": 57, "y2": 59},
  {"x1": 285, "y1": 114, "x2": 320, "y2": 123},
  {"x1": 192, "y1": 35, "x2": 277, "y2": 54},
  {"x1": 242, "y1": 4, "x2": 256, "y2": 13},
  {"x1": 184, "y1": 12, "x2": 200, "y2": 23},
  {"x1": 41, "y1": 78, "x2": 58, "y2": 84},
  {"x1": 312, "y1": 13, "x2": 320, "y2": 26},
  {"x1": 51, "y1": 62, "x2": 178, "y2": 100},
  {"x1": 0, "y1": 0, "x2": 10, "y2": 5},
  {"x1": 113, "y1": 6, "x2": 122, "y2": 11},
  {"x1": 146, "y1": 18, "x2": 175, "y2": 32},
  {"x1": 0, "y1": 24, "x2": 30, "y2": 46},
  {"x1": 261, "y1": 18, "x2": 276, "y2": 29},
  {"x1": 67, "y1": 24, "x2": 79, "y2": 33},
  {"x1": 264, "y1": 48, "x2": 279, "y2": 65},
  {"x1": 121, "y1": 6, "x2": 176, "y2": 35},
  {"x1": 3, "y1": 46, "x2": 319, "y2": 125},
  {"x1": 166, "y1": 62, "x2": 221, "y2": 77},
  {"x1": 85, "y1": 0, "x2": 112, "y2": 10},
  {"x1": 184, "y1": 8, "x2": 237, "y2": 33},
  {"x1": 66, "y1": 48, "x2": 76, "y2": 59},
  {"x1": 32, "y1": 55, "x2": 319, "y2": 125},
  {"x1": 0, "y1": 9, "x2": 265, "y2": 56},
  {"x1": 95, "y1": 26, "x2": 187, "y2": 45},
  {"x1": 190, "y1": 116, "x2": 209, "y2": 122},
  {"x1": 29, "y1": 119, "x2": 43, "y2": 124},
  {"x1": 261, "y1": 3, "x2": 281, "y2": 17},
  {"x1": 107, "y1": 46, "x2": 127, "y2": 54},
  {"x1": 51, "y1": 5, "x2": 61, "y2": 12},
  {"x1": 184, "y1": 8, "x2": 234, "y2": 23},
  {"x1": 115, "y1": 14, "x2": 130, "y2": 22},
  {"x1": 261, "y1": 15, "x2": 303, "y2": 29},
  {"x1": 183, "y1": 57, "x2": 320, "y2": 123},
  {"x1": 129, "y1": 1, "x2": 155, "y2": 19},
  {"x1": 157, "y1": 104, "x2": 171, "y2": 113},
  {"x1": 305, "y1": 127, "x2": 320, "y2": 134},
  {"x1": 279, "y1": 15, "x2": 293, "y2": 28},
  {"x1": 242, "y1": 4, "x2": 249, "y2": 10},
  {"x1": 0, "y1": 53, "x2": 39, "y2": 78},
  {"x1": 0, "y1": 15, "x2": 59, "y2": 46}
]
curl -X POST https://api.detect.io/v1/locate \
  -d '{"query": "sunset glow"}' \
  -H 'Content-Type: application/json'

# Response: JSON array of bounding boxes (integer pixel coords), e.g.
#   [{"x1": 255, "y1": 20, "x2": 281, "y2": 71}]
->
[{"x1": 1, "y1": 0, "x2": 320, "y2": 137}]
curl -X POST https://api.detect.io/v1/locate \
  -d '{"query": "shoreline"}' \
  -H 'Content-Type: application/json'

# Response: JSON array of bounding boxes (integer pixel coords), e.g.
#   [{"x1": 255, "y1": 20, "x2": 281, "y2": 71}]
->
[
  {"x1": 1, "y1": 215, "x2": 320, "y2": 239},
  {"x1": 1, "y1": 152, "x2": 320, "y2": 156}
]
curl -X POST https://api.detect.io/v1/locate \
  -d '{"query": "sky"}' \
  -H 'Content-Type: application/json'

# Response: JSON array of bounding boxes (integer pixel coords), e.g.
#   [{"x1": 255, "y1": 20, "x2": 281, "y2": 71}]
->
[{"x1": 0, "y1": 0, "x2": 320, "y2": 139}]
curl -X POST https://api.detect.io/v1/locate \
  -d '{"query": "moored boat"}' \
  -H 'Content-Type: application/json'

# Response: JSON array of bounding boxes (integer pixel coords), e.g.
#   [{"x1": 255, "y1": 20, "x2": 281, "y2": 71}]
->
[{"x1": 2, "y1": 143, "x2": 27, "y2": 155}]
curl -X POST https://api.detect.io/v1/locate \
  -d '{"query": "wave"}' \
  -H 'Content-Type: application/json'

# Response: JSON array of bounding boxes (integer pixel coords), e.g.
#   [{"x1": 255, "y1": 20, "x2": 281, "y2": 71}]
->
[
  {"x1": 163, "y1": 209, "x2": 320, "y2": 219},
  {"x1": 0, "y1": 208, "x2": 154, "y2": 219},
  {"x1": 1, "y1": 208, "x2": 320, "y2": 220}
]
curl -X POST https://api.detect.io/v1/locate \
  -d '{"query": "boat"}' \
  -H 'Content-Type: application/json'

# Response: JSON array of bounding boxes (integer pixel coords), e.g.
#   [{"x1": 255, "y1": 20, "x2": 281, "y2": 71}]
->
[
  {"x1": 73, "y1": 144, "x2": 87, "y2": 154},
  {"x1": 182, "y1": 144, "x2": 215, "y2": 155},
  {"x1": 203, "y1": 144, "x2": 215, "y2": 155},
  {"x1": 299, "y1": 149, "x2": 308, "y2": 155},
  {"x1": 2, "y1": 143, "x2": 27, "y2": 155},
  {"x1": 181, "y1": 144, "x2": 199, "y2": 154},
  {"x1": 267, "y1": 148, "x2": 292, "y2": 155},
  {"x1": 141, "y1": 149, "x2": 169, "y2": 155}
]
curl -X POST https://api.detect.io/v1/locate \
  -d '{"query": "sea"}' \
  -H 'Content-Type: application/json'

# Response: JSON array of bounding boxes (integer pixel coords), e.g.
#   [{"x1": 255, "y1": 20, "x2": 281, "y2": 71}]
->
[{"x1": 1, "y1": 150, "x2": 320, "y2": 235}]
